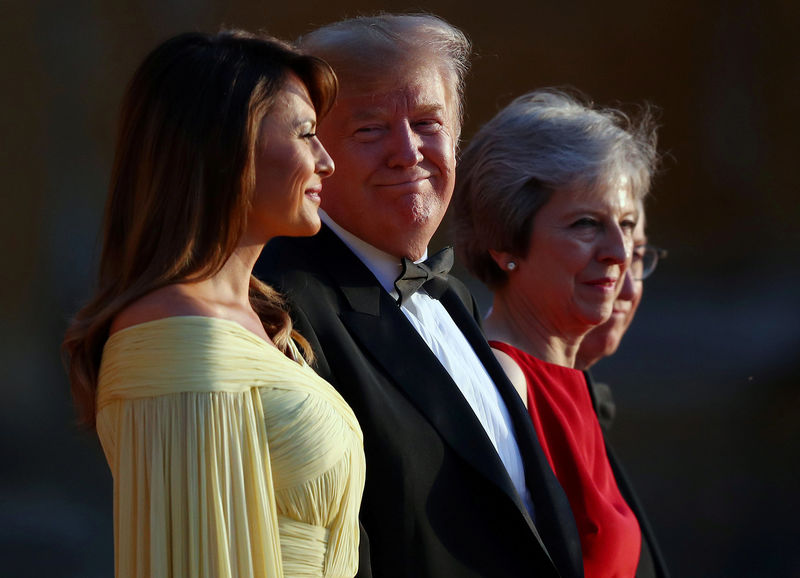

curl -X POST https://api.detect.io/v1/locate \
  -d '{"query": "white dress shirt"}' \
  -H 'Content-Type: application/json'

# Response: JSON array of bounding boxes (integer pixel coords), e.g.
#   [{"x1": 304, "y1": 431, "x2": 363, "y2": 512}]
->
[{"x1": 320, "y1": 211, "x2": 535, "y2": 517}]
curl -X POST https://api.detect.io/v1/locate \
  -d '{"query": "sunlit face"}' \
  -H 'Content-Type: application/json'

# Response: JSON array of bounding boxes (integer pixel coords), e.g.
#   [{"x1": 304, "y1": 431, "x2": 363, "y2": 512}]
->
[
  {"x1": 247, "y1": 73, "x2": 334, "y2": 243},
  {"x1": 501, "y1": 181, "x2": 637, "y2": 339},
  {"x1": 577, "y1": 211, "x2": 646, "y2": 369},
  {"x1": 316, "y1": 63, "x2": 457, "y2": 260}
]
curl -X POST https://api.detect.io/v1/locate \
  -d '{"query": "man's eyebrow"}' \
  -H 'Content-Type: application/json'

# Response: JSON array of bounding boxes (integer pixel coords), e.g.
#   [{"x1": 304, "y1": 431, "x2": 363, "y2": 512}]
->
[
  {"x1": 347, "y1": 101, "x2": 447, "y2": 123},
  {"x1": 414, "y1": 102, "x2": 447, "y2": 117},
  {"x1": 345, "y1": 99, "x2": 394, "y2": 122},
  {"x1": 349, "y1": 109, "x2": 387, "y2": 123}
]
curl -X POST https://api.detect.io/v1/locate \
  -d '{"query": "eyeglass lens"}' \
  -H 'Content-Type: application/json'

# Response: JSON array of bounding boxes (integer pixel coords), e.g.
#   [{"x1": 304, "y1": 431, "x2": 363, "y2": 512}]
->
[{"x1": 634, "y1": 245, "x2": 666, "y2": 281}]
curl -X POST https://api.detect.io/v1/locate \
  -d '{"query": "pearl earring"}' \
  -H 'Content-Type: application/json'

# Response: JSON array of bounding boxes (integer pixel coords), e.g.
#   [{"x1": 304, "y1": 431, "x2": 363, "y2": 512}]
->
[{"x1": 507, "y1": 261, "x2": 517, "y2": 271}]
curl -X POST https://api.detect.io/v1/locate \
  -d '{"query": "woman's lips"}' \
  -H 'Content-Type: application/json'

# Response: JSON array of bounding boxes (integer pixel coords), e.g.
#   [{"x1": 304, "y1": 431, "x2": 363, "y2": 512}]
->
[
  {"x1": 305, "y1": 184, "x2": 322, "y2": 201},
  {"x1": 583, "y1": 277, "x2": 619, "y2": 293}
]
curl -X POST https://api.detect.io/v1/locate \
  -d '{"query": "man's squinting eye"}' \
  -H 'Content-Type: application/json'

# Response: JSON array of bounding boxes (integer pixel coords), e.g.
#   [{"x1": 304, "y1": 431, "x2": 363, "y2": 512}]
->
[
  {"x1": 352, "y1": 125, "x2": 384, "y2": 142},
  {"x1": 415, "y1": 119, "x2": 443, "y2": 133}
]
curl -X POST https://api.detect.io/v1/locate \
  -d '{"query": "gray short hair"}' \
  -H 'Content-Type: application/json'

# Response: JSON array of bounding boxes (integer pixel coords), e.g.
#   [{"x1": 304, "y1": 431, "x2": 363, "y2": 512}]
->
[
  {"x1": 453, "y1": 89, "x2": 659, "y2": 288},
  {"x1": 298, "y1": 13, "x2": 471, "y2": 134}
]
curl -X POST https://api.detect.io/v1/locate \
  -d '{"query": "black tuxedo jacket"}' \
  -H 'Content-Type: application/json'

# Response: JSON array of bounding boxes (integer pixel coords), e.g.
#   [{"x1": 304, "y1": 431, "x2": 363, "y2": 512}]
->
[
  {"x1": 256, "y1": 225, "x2": 583, "y2": 578},
  {"x1": 585, "y1": 371, "x2": 670, "y2": 578}
]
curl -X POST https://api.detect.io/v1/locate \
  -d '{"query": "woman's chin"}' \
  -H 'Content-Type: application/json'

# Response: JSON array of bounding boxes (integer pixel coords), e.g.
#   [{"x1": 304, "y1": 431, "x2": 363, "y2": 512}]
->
[
  {"x1": 576, "y1": 307, "x2": 614, "y2": 330},
  {"x1": 291, "y1": 217, "x2": 322, "y2": 238}
]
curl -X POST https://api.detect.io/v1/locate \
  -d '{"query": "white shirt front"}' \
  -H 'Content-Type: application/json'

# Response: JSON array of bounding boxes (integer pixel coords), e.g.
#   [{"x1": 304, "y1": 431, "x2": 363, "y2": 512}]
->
[{"x1": 321, "y1": 212, "x2": 535, "y2": 518}]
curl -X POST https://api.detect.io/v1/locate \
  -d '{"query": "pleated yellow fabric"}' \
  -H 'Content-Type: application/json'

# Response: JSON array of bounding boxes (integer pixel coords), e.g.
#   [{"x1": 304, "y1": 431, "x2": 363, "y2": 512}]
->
[{"x1": 96, "y1": 316, "x2": 365, "y2": 578}]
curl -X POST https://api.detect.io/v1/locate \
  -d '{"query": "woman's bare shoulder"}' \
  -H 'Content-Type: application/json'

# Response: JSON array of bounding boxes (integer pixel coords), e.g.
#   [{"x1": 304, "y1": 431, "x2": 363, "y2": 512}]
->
[
  {"x1": 109, "y1": 285, "x2": 213, "y2": 335},
  {"x1": 490, "y1": 346, "x2": 529, "y2": 408}
]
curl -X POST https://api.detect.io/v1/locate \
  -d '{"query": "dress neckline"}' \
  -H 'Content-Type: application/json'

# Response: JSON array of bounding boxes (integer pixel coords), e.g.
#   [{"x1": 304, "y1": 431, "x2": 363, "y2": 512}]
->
[
  {"x1": 489, "y1": 340, "x2": 584, "y2": 376},
  {"x1": 108, "y1": 315, "x2": 279, "y2": 352}
]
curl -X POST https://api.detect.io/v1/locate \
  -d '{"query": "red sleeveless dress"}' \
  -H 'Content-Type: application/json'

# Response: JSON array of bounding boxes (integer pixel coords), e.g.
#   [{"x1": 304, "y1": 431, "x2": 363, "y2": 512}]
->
[{"x1": 490, "y1": 340, "x2": 641, "y2": 578}]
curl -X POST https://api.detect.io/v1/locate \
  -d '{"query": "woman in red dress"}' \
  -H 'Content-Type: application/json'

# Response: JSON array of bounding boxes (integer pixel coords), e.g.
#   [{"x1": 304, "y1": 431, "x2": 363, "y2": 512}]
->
[{"x1": 453, "y1": 89, "x2": 664, "y2": 578}]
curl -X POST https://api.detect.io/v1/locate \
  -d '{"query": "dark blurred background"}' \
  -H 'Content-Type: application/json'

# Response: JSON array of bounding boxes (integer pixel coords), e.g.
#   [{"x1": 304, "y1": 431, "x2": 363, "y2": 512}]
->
[{"x1": 3, "y1": 0, "x2": 799, "y2": 576}]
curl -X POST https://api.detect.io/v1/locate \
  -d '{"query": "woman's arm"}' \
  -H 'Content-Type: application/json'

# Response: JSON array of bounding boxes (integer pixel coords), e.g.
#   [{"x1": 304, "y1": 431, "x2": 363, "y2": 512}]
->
[
  {"x1": 97, "y1": 389, "x2": 283, "y2": 578},
  {"x1": 490, "y1": 347, "x2": 529, "y2": 409}
]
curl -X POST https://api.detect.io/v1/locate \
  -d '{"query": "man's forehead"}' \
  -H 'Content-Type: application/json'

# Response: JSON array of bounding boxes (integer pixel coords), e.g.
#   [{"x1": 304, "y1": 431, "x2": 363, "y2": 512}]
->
[
  {"x1": 343, "y1": 82, "x2": 447, "y2": 107},
  {"x1": 335, "y1": 69, "x2": 456, "y2": 118}
]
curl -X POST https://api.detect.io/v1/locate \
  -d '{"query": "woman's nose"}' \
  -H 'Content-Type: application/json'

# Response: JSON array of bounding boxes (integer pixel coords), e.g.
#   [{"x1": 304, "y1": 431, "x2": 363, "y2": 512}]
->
[
  {"x1": 617, "y1": 268, "x2": 636, "y2": 301},
  {"x1": 599, "y1": 223, "x2": 629, "y2": 266},
  {"x1": 315, "y1": 139, "x2": 335, "y2": 177}
]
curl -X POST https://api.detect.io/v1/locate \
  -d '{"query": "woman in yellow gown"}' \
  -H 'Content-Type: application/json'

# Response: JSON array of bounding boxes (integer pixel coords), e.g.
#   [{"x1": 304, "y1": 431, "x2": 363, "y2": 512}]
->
[{"x1": 62, "y1": 31, "x2": 365, "y2": 578}]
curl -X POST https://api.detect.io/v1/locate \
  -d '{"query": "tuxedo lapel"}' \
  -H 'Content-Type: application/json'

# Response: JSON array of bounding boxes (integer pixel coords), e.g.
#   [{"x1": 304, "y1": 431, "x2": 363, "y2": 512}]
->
[
  {"x1": 342, "y1": 305, "x2": 543, "y2": 532},
  {"x1": 441, "y1": 286, "x2": 583, "y2": 574},
  {"x1": 312, "y1": 226, "x2": 542, "y2": 538},
  {"x1": 437, "y1": 288, "x2": 554, "y2": 502}
]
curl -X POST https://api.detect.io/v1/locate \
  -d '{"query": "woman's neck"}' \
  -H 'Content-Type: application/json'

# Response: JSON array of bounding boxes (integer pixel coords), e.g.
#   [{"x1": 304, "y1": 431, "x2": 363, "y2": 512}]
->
[
  {"x1": 195, "y1": 243, "x2": 262, "y2": 305},
  {"x1": 173, "y1": 242, "x2": 267, "y2": 337},
  {"x1": 485, "y1": 291, "x2": 583, "y2": 368},
  {"x1": 108, "y1": 241, "x2": 270, "y2": 340}
]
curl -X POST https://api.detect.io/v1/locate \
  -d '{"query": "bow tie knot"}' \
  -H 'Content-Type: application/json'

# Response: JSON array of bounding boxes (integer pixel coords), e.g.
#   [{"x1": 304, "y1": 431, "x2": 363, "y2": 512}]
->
[{"x1": 394, "y1": 246, "x2": 454, "y2": 305}]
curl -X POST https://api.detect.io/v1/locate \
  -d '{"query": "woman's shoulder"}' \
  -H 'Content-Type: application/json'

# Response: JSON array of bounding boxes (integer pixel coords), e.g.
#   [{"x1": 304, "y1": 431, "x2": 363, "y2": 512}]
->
[
  {"x1": 489, "y1": 344, "x2": 529, "y2": 407},
  {"x1": 109, "y1": 285, "x2": 214, "y2": 336},
  {"x1": 111, "y1": 285, "x2": 274, "y2": 345}
]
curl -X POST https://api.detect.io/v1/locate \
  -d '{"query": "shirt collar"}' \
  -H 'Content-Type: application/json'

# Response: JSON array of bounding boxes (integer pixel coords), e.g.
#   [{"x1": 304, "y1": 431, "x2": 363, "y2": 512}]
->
[{"x1": 320, "y1": 210, "x2": 428, "y2": 295}]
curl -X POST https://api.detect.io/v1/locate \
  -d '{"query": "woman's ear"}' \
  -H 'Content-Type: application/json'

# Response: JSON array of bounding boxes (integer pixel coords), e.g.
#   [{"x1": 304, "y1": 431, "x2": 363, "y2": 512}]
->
[{"x1": 488, "y1": 249, "x2": 517, "y2": 271}]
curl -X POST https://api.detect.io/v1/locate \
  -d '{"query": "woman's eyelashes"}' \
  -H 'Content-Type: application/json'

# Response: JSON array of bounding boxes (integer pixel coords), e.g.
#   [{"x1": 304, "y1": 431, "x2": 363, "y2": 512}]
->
[
  {"x1": 571, "y1": 217, "x2": 600, "y2": 229},
  {"x1": 296, "y1": 120, "x2": 317, "y2": 140},
  {"x1": 570, "y1": 216, "x2": 638, "y2": 232}
]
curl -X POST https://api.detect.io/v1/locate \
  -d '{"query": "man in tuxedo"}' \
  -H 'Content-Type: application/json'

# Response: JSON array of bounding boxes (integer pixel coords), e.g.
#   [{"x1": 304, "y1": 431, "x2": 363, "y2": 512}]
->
[
  {"x1": 256, "y1": 14, "x2": 583, "y2": 578},
  {"x1": 576, "y1": 208, "x2": 670, "y2": 577}
]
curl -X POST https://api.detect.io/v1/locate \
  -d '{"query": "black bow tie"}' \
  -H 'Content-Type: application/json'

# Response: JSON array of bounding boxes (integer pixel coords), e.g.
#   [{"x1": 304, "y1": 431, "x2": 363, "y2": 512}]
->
[{"x1": 394, "y1": 246, "x2": 454, "y2": 305}]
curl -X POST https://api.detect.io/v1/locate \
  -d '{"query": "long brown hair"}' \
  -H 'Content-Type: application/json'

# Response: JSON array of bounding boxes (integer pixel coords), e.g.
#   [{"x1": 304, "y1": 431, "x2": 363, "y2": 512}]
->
[{"x1": 62, "y1": 30, "x2": 337, "y2": 427}]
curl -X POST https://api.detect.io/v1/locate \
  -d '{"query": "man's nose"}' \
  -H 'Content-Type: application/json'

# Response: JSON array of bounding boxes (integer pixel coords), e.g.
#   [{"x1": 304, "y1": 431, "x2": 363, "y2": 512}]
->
[{"x1": 386, "y1": 121, "x2": 424, "y2": 168}]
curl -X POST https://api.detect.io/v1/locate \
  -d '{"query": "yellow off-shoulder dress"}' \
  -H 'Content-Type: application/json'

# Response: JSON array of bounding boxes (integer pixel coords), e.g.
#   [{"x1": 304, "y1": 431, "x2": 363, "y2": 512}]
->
[{"x1": 95, "y1": 316, "x2": 365, "y2": 578}]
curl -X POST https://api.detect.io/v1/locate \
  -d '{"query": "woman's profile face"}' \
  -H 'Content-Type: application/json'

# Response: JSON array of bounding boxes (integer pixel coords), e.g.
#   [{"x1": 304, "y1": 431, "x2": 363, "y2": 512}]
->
[
  {"x1": 574, "y1": 210, "x2": 646, "y2": 368},
  {"x1": 246, "y1": 73, "x2": 334, "y2": 243},
  {"x1": 508, "y1": 180, "x2": 637, "y2": 337}
]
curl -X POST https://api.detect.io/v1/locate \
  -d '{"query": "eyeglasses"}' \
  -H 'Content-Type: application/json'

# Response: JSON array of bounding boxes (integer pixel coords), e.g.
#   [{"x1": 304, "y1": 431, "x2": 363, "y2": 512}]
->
[{"x1": 631, "y1": 244, "x2": 667, "y2": 281}]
